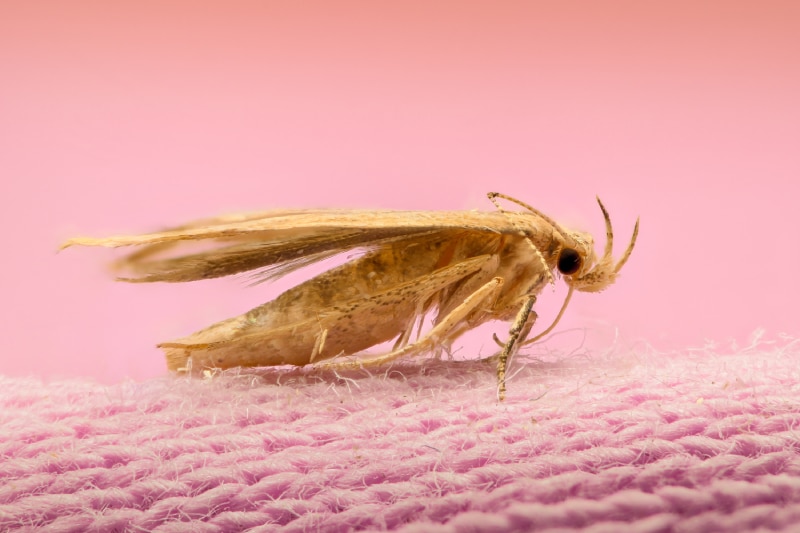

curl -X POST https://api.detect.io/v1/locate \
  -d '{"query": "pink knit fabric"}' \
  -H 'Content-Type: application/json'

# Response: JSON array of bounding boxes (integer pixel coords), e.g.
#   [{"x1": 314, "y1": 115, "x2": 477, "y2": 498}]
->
[{"x1": 2, "y1": 337, "x2": 799, "y2": 532}]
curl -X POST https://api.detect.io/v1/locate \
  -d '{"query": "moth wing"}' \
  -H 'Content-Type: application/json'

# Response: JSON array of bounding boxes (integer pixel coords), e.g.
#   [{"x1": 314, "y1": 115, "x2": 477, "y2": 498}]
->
[
  {"x1": 160, "y1": 254, "x2": 496, "y2": 371},
  {"x1": 62, "y1": 209, "x2": 326, "y2": 251},
  {"x1": 62, "y1": 209, "x2": 520, "y2": 283},
  {"x1": 118, "y1": 228, "x2": 449, "y2": 283},
  {"x1": 62, "y1": 209, "x2": 519, "y2": 248}
]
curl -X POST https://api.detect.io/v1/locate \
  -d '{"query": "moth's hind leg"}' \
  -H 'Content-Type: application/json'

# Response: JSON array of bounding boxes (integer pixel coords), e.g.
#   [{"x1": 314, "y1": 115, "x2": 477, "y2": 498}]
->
[
  {"x1": 392, "y1": 299, "x2": 426, "y2": 351},
  {"x1": 317, "y1": 276, "x2": 505, "y2": 373}
]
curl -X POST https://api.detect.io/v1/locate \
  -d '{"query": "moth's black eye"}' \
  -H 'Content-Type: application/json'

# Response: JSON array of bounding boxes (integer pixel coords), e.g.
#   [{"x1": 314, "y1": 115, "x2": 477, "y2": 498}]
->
[{"x1": 557, "y1": 248, "x2": 582, "y2": 275}]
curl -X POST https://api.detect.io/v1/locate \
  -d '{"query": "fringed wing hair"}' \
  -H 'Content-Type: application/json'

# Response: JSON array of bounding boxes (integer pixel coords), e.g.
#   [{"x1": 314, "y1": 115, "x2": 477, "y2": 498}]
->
[{"x1": 62, "y1": 209, "x2": 527, "y2": 284}]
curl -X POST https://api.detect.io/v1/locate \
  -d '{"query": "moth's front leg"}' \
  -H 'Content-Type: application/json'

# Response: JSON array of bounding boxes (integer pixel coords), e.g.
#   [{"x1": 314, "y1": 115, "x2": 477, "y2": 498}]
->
[{"x1": 496, "y1": 295, "x2": 538, "y2": 401}]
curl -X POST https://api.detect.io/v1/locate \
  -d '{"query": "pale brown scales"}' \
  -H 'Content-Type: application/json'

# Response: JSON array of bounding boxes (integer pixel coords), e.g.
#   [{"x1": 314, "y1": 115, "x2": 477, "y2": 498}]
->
[
  {"x1": 161, "y1": 253, "x2": 493, "y2": 370},
  {"x1": 62, "y1": 194, "x2": 639, "y2": 399}
]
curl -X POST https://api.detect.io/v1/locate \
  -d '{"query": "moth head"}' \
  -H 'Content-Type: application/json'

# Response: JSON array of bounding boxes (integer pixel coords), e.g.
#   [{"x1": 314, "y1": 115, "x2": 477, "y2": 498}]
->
[{"x1": 559, "y1": 197, "x2": 639, "y2": 293}]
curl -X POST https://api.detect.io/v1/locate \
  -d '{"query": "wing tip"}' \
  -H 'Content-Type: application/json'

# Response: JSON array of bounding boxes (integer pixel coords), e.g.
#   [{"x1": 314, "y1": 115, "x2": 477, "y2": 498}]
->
[
  {"x1": 58, "y1": 237, "x2": 86, "y2": 251},
  {"x1": 59, "y1": 236, "x2": 121, "y2": 250}
]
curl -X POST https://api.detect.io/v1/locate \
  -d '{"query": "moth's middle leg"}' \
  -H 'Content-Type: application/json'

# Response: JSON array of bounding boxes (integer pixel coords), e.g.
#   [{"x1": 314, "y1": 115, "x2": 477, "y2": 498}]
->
[{"x1": 317, "y1": 276, "x2": 505, "y2": 372}]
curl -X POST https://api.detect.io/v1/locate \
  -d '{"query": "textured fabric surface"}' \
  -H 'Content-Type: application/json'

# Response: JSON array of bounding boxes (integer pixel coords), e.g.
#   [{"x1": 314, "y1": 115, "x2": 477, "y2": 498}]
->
[{"x1": 1, "y1": 337, "x2": 799, "y2": 532}]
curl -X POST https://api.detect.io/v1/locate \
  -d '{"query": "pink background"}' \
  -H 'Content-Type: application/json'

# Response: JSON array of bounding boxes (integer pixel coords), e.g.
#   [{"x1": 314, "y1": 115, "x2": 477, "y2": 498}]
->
[{"x1": 2, "y1": 2, "x2": 798, "y2": 383}]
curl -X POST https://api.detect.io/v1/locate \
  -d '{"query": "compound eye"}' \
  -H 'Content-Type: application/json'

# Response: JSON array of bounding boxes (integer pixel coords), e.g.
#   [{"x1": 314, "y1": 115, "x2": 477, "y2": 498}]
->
[{"x1": 557, "y1": 248, "x2": 582, "y2": 275}]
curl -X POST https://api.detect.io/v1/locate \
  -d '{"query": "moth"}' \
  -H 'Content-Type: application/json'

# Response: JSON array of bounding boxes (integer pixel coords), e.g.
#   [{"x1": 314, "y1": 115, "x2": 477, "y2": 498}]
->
[{"x1": 64, "y1": 192, "x2": 639, "y2": 400}]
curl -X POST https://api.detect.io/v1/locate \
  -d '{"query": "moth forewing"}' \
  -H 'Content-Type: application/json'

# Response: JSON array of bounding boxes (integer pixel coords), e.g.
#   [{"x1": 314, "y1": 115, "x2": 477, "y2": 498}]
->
[{"x1": 64, "y1": 194, "x2": 638, "y2": 400}]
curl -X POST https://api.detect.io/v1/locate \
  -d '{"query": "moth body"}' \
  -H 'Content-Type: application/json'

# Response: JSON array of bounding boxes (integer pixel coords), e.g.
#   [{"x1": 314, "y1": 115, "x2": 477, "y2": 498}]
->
[
  {"x1": 162, "y1": 226, "x2": 556, "y2": 371},
  {"x1": 64, "y1": 193, "x2": 638, "y2": 399}
]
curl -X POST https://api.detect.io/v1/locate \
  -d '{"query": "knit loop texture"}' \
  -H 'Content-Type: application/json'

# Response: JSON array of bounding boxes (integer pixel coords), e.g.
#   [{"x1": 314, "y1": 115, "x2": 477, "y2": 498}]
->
[{"x1": 1, "y1": 336, "x2": 799, "y2": 532}]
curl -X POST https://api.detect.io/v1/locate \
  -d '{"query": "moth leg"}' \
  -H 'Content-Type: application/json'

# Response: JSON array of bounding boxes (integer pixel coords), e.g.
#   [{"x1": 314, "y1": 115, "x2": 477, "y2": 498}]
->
[
  {"x1": 317, "y1": 276, "x2": 505, "y2": 372},
  {"x1": 392, "y1": 299, "x2": 425, "y2": 351},
  {"x1": 430, "y1": 254, "x2": 501, "y2": 360},
  {"x1": 309, "y1": 328, "x2": 329, "y2": 364},
  {"x1": 496, "y1": 295, "x2": 537, "y2": 401}
]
